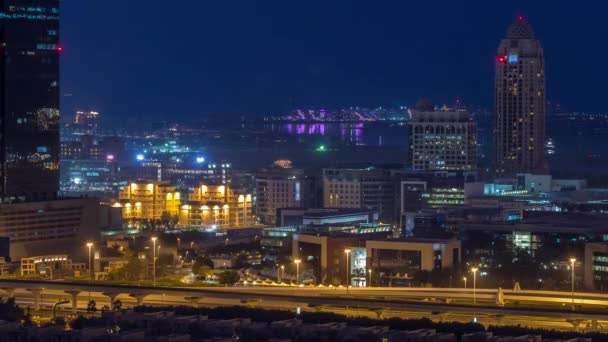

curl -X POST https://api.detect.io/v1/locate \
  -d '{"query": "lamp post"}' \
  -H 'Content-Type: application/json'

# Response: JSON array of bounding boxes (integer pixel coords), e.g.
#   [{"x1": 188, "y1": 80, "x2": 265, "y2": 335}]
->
[
  {"x1": 177, "y1": 237, "x2": 181, "y2": 249},
  {"x1": 344, "y1": 249, "x2": 351, "y2": 290},
  {"x1": 294, "y1": 259, "x2": 301, "y2": 285},
  {"x1": 463, "y1": 276, "x2": 467, "y2": 289},
  {"x1": 471, "y1": 267, "x2": 478, "y2": 305},
  {"x1": 277, "y1": 265, "x2": 281, "y2": 283},
  {"x1": 86, "y1": 242, "x2": 93, "y2": 280},
  {"x1": 368, "y1": 269, "x2": 372, "y2": 287},
  {"x1": 570, "y1": 257, "x2": 576, "y2": 309},
  {"x1": 152, "y1": 237, "x2": 158, "y2": 286},
  {"x1": 281, "y1": 265, "x2": 285, "y2": 283}
]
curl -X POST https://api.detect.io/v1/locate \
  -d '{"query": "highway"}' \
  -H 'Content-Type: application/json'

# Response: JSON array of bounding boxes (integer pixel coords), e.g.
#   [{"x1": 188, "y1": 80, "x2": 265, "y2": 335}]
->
[{"x1": 0, "y1": 279, "x2": 606, "y2": 332}]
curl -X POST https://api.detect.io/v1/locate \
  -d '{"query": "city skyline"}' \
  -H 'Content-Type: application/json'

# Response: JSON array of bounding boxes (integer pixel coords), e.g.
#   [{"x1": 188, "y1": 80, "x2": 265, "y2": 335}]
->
[{"x1": 61, "y1": 1, "x2": 608, "y2": 122}]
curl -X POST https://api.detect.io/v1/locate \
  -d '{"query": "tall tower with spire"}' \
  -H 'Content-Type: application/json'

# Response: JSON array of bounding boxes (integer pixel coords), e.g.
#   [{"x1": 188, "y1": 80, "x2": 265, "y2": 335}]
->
[{"x1": 495, "y1": 16, "x2": 547, "y2": 177}]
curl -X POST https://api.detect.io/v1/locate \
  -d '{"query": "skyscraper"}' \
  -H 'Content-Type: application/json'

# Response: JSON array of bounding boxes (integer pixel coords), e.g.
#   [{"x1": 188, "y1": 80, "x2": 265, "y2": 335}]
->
[
  {"x1": 0, "y1": 1, "x2": 60, "y2": 201},
  {"x1": 495, "y1": 17, "x2": 547, "y2": 177}
]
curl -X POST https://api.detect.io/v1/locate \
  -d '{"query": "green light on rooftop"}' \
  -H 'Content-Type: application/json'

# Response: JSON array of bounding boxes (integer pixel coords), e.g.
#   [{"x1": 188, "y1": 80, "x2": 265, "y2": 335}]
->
[{"x1": 316, "y1": 144, "x2": 327, "y2": 152}]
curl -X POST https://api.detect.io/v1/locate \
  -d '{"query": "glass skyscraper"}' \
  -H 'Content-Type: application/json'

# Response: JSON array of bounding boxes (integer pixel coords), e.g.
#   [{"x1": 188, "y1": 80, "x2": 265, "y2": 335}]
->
[{"x1": 0, "y1": 0, "x2": 60, "y2": 201}]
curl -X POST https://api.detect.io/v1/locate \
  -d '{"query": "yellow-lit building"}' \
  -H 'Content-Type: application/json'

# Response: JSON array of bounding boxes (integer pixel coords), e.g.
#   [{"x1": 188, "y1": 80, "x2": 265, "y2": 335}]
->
[
  {"x1": 178, "y1": 184, "x2": 253, "y2": 228},
  {"x1": 114, "y1": 181, "x2": 180, "y2": 222}
]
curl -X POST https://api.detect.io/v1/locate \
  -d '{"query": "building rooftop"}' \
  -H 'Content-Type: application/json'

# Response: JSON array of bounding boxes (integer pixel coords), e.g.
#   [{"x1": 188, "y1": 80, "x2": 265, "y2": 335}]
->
[
  {"x1": 507, "y1": 17, "x2": 536, "y2": 39},
  {"x1": 301, "y1": 208, "x2": 376, "y2": 218}
]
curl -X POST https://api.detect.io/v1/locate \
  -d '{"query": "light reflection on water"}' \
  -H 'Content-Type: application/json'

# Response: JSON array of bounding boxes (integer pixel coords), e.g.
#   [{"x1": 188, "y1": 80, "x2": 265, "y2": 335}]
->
[{"x1": 272, "y1": 122, "x2": 406, "y2": 146}]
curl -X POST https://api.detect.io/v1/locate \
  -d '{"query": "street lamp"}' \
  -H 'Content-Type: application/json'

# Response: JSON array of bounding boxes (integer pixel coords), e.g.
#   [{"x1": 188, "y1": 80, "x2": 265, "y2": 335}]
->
[
  {"x1": 281, "y1": 265, "x2": 285, "y2": 283},
  {"x1": 471, "y1": 267, "x2": 478, "y2": 305},
  {"x1": 86, "y1": 242, "x2": 93, "y2": 280},
  {"x1": 294, "y1": 259, "x2": 301, "y2": 285},
  {"x1": 177, "y1": 237, "x2": 181, "y2": 249},
  {"x1": 151, "y1": 237, "x2": 158, "y2": 286},
  {"x1": 277, "y1": 264, "x2": 281, "y2": 283},
  {"x1": 570, "y1": 257, "x2": 576, "y2": 308},
  {"x1": 225, "y1": 238, "x2": 229, "y2": 246},
  {"x1": 463, "y1": 276, "x2": 467, "y2": 289},
  {"x1": 344, "y1": 249, "x2": 351, "y2": 289}
]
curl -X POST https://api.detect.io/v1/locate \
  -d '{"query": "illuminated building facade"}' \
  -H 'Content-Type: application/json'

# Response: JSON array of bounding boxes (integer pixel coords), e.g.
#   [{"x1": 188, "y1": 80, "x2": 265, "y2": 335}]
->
[
  {"x1": 74, "y1": 110, "x2": 99, "y2": 133},
  {"x1": 60, "y1": 159, "x2": 119, "y2": 198},
  {"x1": 399, "y1": 172, "x2": 473, "y2": 234},
  {"x1": 495, "y1": 17, "x2": 547, "y2": 176},
  {"x1": 115, "y1": 181, "x2": 180, "y2": 222},
  {"x1": 178, "y1": 184, "x2": 253, "y2": 228},
  {"x1": 163, "y1": 161, "x2": 232, "y2": 189},
  {"x1": 0, "y1": 1, "x2": 61, "y2": 201},
  {"x1": 408, "y1": 109, "x2": 477, "y2": 171}
]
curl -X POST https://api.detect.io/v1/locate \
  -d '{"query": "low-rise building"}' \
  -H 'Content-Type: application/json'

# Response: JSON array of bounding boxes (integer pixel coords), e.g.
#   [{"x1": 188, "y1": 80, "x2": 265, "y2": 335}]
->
[
  {"x1": 584, "y1": 242, "x2": 608, "y2": 292},
  {"x1": 292, "y1": 231, "x2": 460, "y2": 286},
  {"x1": 0, "y1": 198, "x2": 109, "y2": 260},
  {"x1": 178, "y1": 184, "x2": 253, "y2": 228},
  {"x1": 115, "y1": 181, "x2": 180, "y2": 223}
]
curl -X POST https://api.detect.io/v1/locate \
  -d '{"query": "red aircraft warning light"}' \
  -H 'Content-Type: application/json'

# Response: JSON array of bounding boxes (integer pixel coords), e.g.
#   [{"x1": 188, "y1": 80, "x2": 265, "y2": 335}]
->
[{"x1": 497, "y1": 56, "x2": 505, "y2": 64}]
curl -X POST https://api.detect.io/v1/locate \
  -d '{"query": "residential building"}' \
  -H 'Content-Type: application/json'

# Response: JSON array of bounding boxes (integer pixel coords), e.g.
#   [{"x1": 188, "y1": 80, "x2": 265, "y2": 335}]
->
[
  {"x1": 114, "y1": 181, "x2": 180, "y2": 222},
  {"x1": 178, "y1": 184, "x2": 253, "y2": 228},
  {"x1": 495, "y1": 17, "x2": 547, "y2": 176}
]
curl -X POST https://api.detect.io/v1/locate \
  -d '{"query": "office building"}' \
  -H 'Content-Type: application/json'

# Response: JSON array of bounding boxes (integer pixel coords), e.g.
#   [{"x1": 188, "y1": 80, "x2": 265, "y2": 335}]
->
[
  {"x1": 323, "y1": 166, "x2": 399, "y2": 224},
  {"x1": 293, "y1": 232, "x2": 460, "y2": 286},
  {"x1": 163, "y1": 161, "x2": 232, "y2": 189},
  {"x1": 0, "y1": 1, "x2": 61, "y2": 201},
  {"x1": 60, "y1": 159, "x2": 119, "y2": 198},
  {"x1": 276, "y1": 208, "x2": 378, "y2": 228},
  {"x1": 409, "y1": 105, "x2": 477, "y2": 171},
  {"x1": 399, "y1": 171, "x2": 473, "y2": 235},
  {"x1": 255, "y1": 168, "x2": 319, "y2": 225},
  {"x1": 178, "y1": 184, "x2": 253, "y2": 228},
  {"x1": 584, "y1": 242, "x2": 608, "y2": 292},
  {"x1": 495, "y1": 17, "x2": 547, "y2": 176},
  {"x1": 0, "y1": 198, "x2": 111, "y2": 259},
  {"x1": 114, "y1": 181, "x2": 180, "y2": 223}
]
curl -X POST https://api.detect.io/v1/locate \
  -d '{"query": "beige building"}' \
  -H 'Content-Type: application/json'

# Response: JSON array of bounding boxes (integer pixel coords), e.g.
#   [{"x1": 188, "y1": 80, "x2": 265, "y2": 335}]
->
[
  {"x1": 20, "y1": 254, "x2": 72, "y2": 277},
  {"x1": 178, "y1": 184, "x2": 253, "y2": 228},
  {"x1": 293, "y1": 233, "x2": 460, "y2": 286},
  {"x1": 408, "y1": 107, "x2": 477, "y2": 171},
  {"x1": 323, "y1": 168, "x2": 398, "y2": 223},
  {"x1": 0, "y1": 198, "x2": 109, "y2": 260},
  {"x1": 255, "y1": 169, "x2": 304, "y2": 225},
  {"x1": 495, "y1": 17, "x2": 547, "y2": 176},
  {"x1": 114, "y1": 181, "x2": 180, "y2": 222}
]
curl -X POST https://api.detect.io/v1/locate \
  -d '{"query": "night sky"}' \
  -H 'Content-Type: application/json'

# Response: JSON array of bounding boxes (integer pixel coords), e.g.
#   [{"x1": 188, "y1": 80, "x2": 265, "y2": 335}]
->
[{"x1": 61, "y1": 1, "x2": 608, "y2": 123}]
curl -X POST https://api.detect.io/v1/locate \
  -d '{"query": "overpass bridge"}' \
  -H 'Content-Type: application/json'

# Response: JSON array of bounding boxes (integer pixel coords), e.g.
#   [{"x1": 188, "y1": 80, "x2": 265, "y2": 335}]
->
[{"x1": 0, "y1": 279, "x2": 606, "y2": 331}]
